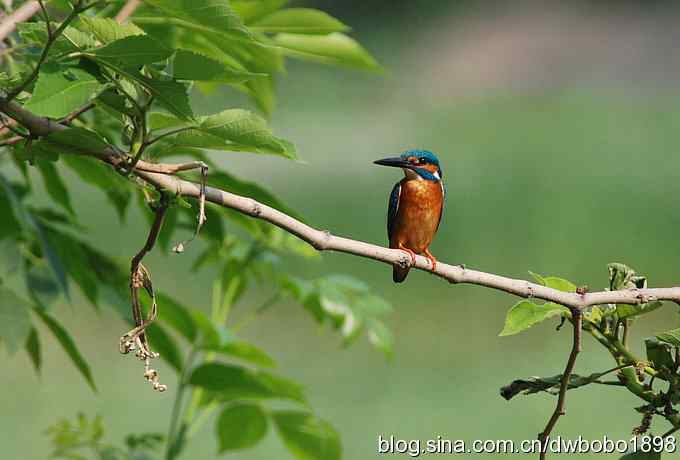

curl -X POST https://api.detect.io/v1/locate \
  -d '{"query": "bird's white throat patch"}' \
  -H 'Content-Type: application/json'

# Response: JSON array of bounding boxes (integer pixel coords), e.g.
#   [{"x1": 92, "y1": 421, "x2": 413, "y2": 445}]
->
[
  {"x1": 402, "y1": 168, "x2": 441, "y2": 181},
  {"x1": 403, "y1": 168, "x2": 422, "y2": 180}
]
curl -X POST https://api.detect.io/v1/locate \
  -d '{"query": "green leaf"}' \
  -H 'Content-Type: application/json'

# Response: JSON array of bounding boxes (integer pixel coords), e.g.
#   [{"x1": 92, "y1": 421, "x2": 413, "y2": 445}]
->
[
  {"x1": 529, "y1": 271, "x2": 577, "y2": 292},
  {"x1": 156, "y1": 293, "x2": 197, "y2": 342},
  {"x1": 617, "y1": 300, "x2": 664, "y2": 320},
  {"x1": 251, "y1": 8, "x2": 349, "y2": 34},
  {"x1": 232, "y1": 0, "x2": 289, "y2": 23},
  {"x1": 203, "y1": 337, "x2": 277, "y2": 368},
  {"x1": 189, "y1": 363, "x2": 305, "y2": 403},
  {"x1": 85, "y1": 47, "x2": 193, "y2": 121},
  {"x1": 41, "y1": 225, "x2": 99, "y2": 307},
  {"x1": 18, "y1": 23, "x2": 96, "y2": 55},
  {"x1": 36, "y1": 309, "x2": 96, "y2": 391},
  {"x1": 0, "y1": 194, "x2": 21, "y2": 241},
  {"x1": 608, "y1": 262, "x2": 646, "y2": 290},
  {"x1": 78, "y1": 16, "x2": 144, "y2": 43},
  {"x1": 645, "y1": 338, "x2": 675, "y2": 371},
  {"x1": 87, "y1": 35, "x2": 172, "y2": 67},
  {"x1": 25, "y1": 327, "x2": 42, "y2": 374},
  {"x1": 528, "y1": 271, "x2": 546, "y2": 285},
  {"x1": 36, "y1": 160, "x2": 75, "y2": 215},
  {"x1": 145, "y1": 323, "x2": 183, "y2": 371},
  {"x1": 273, "y1": 32, "x2": 380, "y2": 71},
  {"x1": 143, "y1": 0, "x2": 250, "y2": 40},
  {"x1": 96, "y1": 88, "x2": 134, "y2": 116},
  {"x1": 36, "y1": 126, "x2": 111, "y2": 154},
  {"x1": 24, "y1": 64, "x2": 101, "y2": 119},
  {"x1": 0, "y1": 176, "x2": 69, "y2": 298},
  {"x1": 272, "y1": 411, "x2": 340, "y2": 460},
  {"x1": 216, "y1": 403, "x2": 268, "y2": 452},
  {"x1": 26, "y1": 264, "x2": 61, "y2": 306},
  {"x1": 542, "y1": 277, "x2": 577, "y2": 292},
  {"x1": 656, "y1": 328, "x2": 680, "y2": 347},
  {"x1": 173, "y1": 49, "x2": 265, "y2": 83},
  {"x1": 62, "y1": 155, "x2": 131, "y2": 220},
  {"x1": 499, "y1": 300, "x2": 568, "y2": 336},
  {"x1": 149, "y1": 112, "x2": 186, "y2": 131},
  {"x1": 190, "y1": 309, "x2": 221, "y2": 348},
  {"x1": 0, "y1": 287, "x2": 32, "y2": 354},
  {"x1": 605, "y1": 263, "x2": 660, "y2": 319},
  {"x1": 367, "y1": 319, "x2": 393, "y2": 358},
  {"x1": 140, "y1": 75, "x2": 194, "y2": 121},
  {"x1": 158, "y1": 109, "x2": 296, "y2": 158}
]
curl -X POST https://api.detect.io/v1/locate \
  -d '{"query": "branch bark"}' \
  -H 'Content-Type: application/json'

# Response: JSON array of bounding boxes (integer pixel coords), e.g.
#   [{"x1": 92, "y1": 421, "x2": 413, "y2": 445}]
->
[
  {"x1": 115, "y1": 0, "x2": 141, "y2": 23},
  {"x1": 0, "y1": 1, "x2": 40, "y2": 43},
  {"x1": 3, "y1": 97, "x2": 680, "y2": 310},
  {"x1": 538, "y1": 309, "x2": 582, "y2": 459}
]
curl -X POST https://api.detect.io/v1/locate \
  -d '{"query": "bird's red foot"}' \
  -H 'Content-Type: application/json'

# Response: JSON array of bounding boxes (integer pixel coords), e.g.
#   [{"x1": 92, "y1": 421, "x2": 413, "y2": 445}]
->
[
  {"x1": 424, "y1": 249, "x2": 437, "y2": 271},
  {"x1": 399, "y1": 248, "x2": 417, "y2": 266}
]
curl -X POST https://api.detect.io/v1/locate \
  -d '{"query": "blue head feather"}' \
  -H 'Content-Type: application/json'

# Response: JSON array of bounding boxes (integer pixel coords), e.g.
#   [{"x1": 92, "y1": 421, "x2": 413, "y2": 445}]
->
[{"x1": 400, "y1": 149, "x2": 442, "y2": 181}]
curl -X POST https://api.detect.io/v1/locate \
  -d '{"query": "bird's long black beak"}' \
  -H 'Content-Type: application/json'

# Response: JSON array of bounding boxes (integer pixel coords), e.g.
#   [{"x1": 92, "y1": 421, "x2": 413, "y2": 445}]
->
[{"x1": 373, "y1": 156, "x2": 408, "y2": 168}]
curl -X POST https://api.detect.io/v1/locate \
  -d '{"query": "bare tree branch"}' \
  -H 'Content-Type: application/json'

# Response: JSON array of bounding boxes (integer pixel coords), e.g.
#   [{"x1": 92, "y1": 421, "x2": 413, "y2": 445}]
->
[
  {"x1": 538, "y1": 309, "x2": 583, "y2": 459},
  {"x1": 3, "y1": 97, "x2": 680, "y2": 310},
  {"x1": 0, "y1": 1, "x2": 40, "y2": 43},
  {"x1": 115, "y1": 0, "x2": 141, "y2": 23}
]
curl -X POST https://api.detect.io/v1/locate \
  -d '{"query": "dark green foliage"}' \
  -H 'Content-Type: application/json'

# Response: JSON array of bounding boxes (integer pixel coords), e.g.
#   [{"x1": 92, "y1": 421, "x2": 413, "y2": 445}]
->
[
  {"x1": 501, "y1": 263, "x2": 680, "y2": 446},
  {"x1": 0, "y1": 2, "x2": 385, "y2": 459}
]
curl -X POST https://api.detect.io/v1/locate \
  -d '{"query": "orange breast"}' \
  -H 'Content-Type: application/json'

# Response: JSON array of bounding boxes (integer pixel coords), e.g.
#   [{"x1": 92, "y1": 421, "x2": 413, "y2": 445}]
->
[{"x1": 390, "y1": 178, "x2": 444, "y2": 253}]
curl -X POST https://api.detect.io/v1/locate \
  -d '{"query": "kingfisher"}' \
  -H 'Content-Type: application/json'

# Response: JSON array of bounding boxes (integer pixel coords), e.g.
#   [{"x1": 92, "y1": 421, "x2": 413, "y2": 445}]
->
[{"x1": 374, "y1": 149, "x2": 445, "y2": 283}]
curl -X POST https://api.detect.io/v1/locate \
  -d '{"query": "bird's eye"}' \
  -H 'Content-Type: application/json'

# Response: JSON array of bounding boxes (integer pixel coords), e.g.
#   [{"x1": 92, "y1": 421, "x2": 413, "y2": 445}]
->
[{"x1": 419, "y1": 157, "x2": 426, "y2": 163}]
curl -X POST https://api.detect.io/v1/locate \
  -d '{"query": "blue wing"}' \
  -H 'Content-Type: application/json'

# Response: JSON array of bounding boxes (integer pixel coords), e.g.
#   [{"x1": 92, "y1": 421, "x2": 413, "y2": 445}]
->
[
  {"x1": 387, "y1": 182, "x2": 401, "y2": 241},
  {"x1": 436, "y1": 181, "x2": 446, "y2": 232}
]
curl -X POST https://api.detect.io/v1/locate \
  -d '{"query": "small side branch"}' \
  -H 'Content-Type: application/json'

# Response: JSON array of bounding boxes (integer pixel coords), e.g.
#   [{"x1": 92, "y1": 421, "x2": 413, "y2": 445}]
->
[
  {"x1": 0, "y1": 1, "x2": 40, "y2": 43},
  {"x1": 5, "y1": 1, "x2": 94, "y2": 102},
  {"x1": 538, "y1": 309, "x2": 583, "y2": 460},
  {"x1": 171, "y1": 162, "x2": 208, "y2": 253},
  {"x1": 119, "y1": 195, "x2": 169, "y2": 392},
  {"x1": 115, "y1": 0, "x2": 141, "y2": 23}
]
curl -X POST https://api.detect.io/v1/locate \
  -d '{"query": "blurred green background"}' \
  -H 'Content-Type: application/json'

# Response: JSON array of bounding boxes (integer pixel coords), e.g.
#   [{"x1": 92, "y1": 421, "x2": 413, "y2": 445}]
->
[{"x1": 4, "y1": 0, "x2": 680, "y2": 458}]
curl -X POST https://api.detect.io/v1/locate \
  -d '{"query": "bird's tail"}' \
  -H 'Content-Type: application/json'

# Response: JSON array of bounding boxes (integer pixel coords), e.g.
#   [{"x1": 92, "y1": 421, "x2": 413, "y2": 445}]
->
[{"x1": 393, "y1": 265, "x2": 410, "y2": 283}]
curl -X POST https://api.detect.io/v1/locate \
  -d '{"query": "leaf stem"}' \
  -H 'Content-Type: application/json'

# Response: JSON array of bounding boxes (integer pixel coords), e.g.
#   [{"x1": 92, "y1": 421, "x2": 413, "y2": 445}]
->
[
  {"x1": 144, "y1": 126, "x2": 196, "y2": 147},
  {"x1": 6, "y1": 0, "x2": 96, "y2": 102},
  {"x1": 165, "y1": 344, "x2": 199, "y2": 460},
  {"x1": 232, "y1": 290, "x2": 281, "y2": 332}
]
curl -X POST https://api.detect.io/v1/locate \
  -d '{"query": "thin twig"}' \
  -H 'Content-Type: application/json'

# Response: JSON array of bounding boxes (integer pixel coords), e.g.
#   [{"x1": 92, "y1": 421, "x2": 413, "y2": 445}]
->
[
  {"x1": 0, "y1": 1, "x2": 40, "y2": 43},
  {"x1": 130, "y1": 196, "x2": 167, "y2": 275},
  {"x1": 144, "y1": 126, "x2": 195, "y2": 147},
  {"x1": 538, "y1": 309, "x2": 582, "y2": 460},
  {"x1": 6, "y1": 1, "x2": 95, "y2": 102},
  {"x1": 172, "y1": 162, "x2": 207, "y2": 253},
  {"x1": 119, "y1": 195, "x2": 169, "y2": 392},
  {"x1": 165, "y1": 344, "x2": 198, "y2": 460},
  {"x1": 60, "y1": 101, "x2": 95, "y2": 124},
  {"x1": 36, "y1": 0, "x2": 52, "y2": 37},
  {"x1": 115, "y1": 0, "x2": 141, "y2": 23}
]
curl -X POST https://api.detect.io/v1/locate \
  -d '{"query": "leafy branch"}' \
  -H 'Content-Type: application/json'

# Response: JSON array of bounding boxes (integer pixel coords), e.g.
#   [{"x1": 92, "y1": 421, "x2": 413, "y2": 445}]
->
[
  {"x1": 0, "y1": 2, "x2": 390, "y2": 459},
  {"x1": 6, "y1": 0, "x2": 98, "y2": 102}
]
